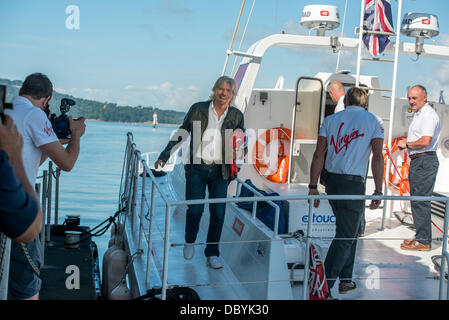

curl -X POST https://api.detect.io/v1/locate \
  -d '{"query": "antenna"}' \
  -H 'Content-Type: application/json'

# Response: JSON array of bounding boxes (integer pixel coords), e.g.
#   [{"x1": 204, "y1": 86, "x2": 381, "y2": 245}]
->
[
  {"x1": 401, "y1": 13, "x2": 439, "y2": 55},
  {"x1": 300, "y1": 5, "x2": 340, "y2": 36}
]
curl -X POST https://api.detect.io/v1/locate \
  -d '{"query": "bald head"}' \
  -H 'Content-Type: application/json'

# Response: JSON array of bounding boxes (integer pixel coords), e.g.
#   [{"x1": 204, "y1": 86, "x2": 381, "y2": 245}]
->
[
  {"x1": 329, "y1": 81, "x2": 345, "y2": 103},
  {"x1": 408, "y1": 85, "x2": 428, "y2": 112}
]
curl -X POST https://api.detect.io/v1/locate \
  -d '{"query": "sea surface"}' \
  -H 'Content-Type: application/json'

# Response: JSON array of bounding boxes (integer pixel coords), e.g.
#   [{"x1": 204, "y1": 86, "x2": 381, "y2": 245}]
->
[{"x1": 38, "y1": 120, "x2": 176, "y2": 262}]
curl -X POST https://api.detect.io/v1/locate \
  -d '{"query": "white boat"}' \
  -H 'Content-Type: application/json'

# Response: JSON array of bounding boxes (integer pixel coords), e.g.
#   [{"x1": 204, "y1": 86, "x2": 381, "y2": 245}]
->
[
  {"x1": 104, "y1": 1, "x2": 449, "y2": 300},
  {"x1": 152, "y1": 113, "x2": 158, "y2": 128}
]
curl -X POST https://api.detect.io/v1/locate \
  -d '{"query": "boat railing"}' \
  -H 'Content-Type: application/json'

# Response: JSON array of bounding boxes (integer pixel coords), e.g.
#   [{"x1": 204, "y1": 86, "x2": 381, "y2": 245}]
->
[
  {"x1": 121, "y1": 132, "x2": 449, "y2": 300},
  {"x1": 234, "y1": 177, "x2": 282, "y2": 238}
]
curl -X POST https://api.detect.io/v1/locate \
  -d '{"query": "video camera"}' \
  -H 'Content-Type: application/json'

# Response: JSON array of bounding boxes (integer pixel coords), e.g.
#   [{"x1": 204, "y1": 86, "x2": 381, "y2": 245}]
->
[
  {"x1": 0, "y1": 85, "x2": 13, "y2": 123},
  {"x1": 45, "y1": 98, "x2": 76, "y2": 139}
]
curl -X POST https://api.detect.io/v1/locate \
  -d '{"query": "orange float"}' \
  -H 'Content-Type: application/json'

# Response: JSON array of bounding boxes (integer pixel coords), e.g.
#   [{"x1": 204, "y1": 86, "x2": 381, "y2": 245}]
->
[
  {"x1": 253, "y1": 127, "x2": 291, "y2": 183},
  {"x1": 384, "y1": 136, "x2": 410, "y2": 195}
]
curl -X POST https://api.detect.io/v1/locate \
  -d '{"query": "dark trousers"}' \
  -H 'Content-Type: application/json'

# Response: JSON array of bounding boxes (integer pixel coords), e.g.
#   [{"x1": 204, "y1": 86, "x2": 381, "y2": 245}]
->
[
  {"x1": 324, "y1": 173, "x2": 365, "y2": 290},
  {"x1": 185, "y1": 165, "x2": 229, "y2": 257},
  {"x1": 409, "y1": 154, "x2": 439, "y2": 245}
]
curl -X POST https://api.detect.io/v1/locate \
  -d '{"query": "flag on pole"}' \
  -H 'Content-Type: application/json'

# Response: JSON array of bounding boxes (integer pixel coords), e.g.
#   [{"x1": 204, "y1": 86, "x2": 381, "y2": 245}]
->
[{"x1": 362, "y1": 0, "x2": 394, "y2": 57}]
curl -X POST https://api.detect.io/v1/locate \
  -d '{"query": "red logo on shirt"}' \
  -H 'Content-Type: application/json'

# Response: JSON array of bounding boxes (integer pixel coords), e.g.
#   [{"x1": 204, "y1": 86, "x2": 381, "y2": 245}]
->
[
  {"x1": 44, "y1": 122, "x2": 54, "y2": 136},
  {"x1": 330, "y1": 122, "x2": 365, "y2": 154}
]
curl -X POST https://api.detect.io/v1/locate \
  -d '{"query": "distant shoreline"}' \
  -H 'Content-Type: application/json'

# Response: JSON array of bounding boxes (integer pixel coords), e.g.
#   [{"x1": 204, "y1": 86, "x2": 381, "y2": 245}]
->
[{"x1": 86, "y1": 119, "x2": 180, "y2": 127}]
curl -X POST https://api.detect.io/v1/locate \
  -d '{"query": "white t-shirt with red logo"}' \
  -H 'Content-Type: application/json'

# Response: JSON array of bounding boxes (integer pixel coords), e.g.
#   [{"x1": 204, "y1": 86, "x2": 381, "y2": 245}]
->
[
  {"x1": 6, "y1": 96, "x2": 59, "y2": 185},
  {"x1": 319, "y1": 105, "x2": 384, "y2": 178}
]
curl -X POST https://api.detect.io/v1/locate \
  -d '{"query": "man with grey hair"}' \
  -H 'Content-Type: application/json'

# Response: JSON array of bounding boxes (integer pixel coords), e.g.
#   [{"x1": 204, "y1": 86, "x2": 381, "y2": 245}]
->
[
  {"x1": 398, "y1": 85, "x2": 440, "y2": 251},
  {"x1": 329, "y1": 81, "x2": 346, "y2": 113},
  {"x1": 155, "y1": 76, "x2": 245, "y2": 269}
]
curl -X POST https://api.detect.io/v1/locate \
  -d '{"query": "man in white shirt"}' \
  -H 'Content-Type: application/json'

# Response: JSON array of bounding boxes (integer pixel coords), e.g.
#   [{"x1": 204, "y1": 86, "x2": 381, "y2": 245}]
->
[
  {"x1": 329, "y1": 81, "x2": 346, "y2": 113},
  {"x1": 398, "y1": 85, "x2": 440, "y2": 251},
  {"x1": 308, "y1": 87, "x2": 384, "y2": 299},
  {"x1": 154, "y1": 76, "x2": 245, "y2": 269},
  {"x1": 6, "y1": 73, "x2": 86, "y2": 300}
]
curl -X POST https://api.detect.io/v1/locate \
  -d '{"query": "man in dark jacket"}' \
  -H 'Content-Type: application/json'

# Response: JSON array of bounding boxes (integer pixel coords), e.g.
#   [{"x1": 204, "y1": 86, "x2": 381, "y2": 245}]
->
[{"x1": 155, "y1": 76, "x2": 245, "y2": 269}]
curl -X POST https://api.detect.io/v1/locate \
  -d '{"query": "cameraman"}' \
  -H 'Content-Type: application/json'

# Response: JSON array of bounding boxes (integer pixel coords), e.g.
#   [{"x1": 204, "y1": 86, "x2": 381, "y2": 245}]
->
[
  {"x1": 0, "y1": 115, "x2": 42, "y2": 242},
  {"x1": 5, "y1": 73, "x2": 86, "y2": 300}
]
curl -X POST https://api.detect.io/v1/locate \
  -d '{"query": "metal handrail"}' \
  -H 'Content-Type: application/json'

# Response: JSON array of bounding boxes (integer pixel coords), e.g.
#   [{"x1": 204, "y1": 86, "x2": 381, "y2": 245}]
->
[
  {"x1": 122, "y1": 134, "x2": 449, "y2": 300},
  {"x1": 234, "y1": 177, "x2": 281, "y2": 238}
]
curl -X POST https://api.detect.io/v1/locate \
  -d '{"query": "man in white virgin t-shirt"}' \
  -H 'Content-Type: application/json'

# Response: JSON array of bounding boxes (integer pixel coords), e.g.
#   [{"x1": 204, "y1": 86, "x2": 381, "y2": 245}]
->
[
  {"x1": 308, "y1": 87, "x2": 384, "y2": 299},
  {"x1": 6, "y1": 73, "x2": 86, "y2": 300}
]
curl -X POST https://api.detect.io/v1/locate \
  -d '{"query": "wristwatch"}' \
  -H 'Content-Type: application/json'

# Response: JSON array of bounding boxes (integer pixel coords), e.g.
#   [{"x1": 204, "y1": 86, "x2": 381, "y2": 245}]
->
[{"x1": 308, "y1": 184, "x2": 317, "y2": 190}]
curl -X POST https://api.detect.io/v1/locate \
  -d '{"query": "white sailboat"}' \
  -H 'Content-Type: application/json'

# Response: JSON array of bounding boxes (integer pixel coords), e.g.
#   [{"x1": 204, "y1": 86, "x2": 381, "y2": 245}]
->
[{"x1": 152, "y1": 112, "x2": 158, "y2": 128}]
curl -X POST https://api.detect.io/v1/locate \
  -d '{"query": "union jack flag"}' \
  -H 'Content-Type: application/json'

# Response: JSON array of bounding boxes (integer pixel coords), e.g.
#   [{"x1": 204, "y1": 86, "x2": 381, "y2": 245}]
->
[
  {"x1": 362, "y1": 0, "x2": 394, "y2": 57},
  {"x1": 308, "y1": 242, "x2": 329, "y2": 300}
]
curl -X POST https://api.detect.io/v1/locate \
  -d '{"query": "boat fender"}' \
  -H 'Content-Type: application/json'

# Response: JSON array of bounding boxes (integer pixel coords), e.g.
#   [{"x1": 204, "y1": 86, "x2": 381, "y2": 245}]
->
[
  {"x1": 101, "y1": 245, "x2": 128, "y2": 299},
  {"x1": 110, "y1": 279, "x2": 133, "y2": 300}
]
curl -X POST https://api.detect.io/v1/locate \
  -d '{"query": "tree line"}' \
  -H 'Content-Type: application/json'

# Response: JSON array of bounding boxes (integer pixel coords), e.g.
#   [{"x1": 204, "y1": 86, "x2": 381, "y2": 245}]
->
[{"x1": 0, "y1": 78, "x2": 185, "y2": 124}]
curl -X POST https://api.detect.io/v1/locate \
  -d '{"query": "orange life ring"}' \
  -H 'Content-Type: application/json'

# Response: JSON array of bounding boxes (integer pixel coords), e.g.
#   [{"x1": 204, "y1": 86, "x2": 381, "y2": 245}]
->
[
  {"x1": 253, "y1": 127, "x2": 291, "y2": 183},
  {"x1": 383, "y1": 136, "x2": 410, "y2": 195}
]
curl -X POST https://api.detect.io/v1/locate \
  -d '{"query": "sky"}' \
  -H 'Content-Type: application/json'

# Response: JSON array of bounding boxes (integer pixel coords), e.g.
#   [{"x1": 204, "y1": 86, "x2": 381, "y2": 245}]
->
[{"x1": 1, "y1": 0, "x2": 449, "y2": 112}]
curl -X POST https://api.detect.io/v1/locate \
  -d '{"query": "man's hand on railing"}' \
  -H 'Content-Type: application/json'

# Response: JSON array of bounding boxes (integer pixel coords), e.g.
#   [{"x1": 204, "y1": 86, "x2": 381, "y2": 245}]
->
[
  {"x1": 308, "y1": 188, "x2": 320, "y2": 208},
  {"x1": 154, "y1": 159, "x2": 166, "y2": 169},
  {"x1": 369, "y1": 190, "x2": 382, "y2": 210}
]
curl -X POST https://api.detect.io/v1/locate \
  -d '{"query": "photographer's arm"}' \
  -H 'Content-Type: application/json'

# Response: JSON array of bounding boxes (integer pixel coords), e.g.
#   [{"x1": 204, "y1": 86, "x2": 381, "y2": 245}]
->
[
  {"x1": 9, "y1": 155, "x2": 43, "y2": 243},
  {"x1": 0, "y1": 115, "x2": 42, "y2": 242},
  {"x1": 39, "y1": 117, "x2": 85, "y2": 172}
]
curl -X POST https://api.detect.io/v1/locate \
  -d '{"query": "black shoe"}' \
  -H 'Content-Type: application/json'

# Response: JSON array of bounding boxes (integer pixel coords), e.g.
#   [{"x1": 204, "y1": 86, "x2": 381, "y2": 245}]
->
[{"x1": 338, "y1": 281, "x2": 357, "y2": 294}]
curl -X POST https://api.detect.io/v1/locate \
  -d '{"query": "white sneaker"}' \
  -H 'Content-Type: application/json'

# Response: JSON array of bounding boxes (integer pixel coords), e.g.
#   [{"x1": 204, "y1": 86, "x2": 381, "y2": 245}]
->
[
  {"x1": 206, "y1": 256, "x2": 223, "y2": 269},
  {"x1": 183, "y1": 244, "x2": 194, "y2": 260}
]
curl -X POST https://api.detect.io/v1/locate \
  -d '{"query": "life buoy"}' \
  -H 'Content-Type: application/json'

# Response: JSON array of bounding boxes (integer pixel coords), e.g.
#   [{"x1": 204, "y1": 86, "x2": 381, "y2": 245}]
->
[
  {"x1": 383, "y1": 136, "x2": 410, "y2": 195},
  {"x1": 253, "y1": 127, "x2": 291, "y2": 183}
]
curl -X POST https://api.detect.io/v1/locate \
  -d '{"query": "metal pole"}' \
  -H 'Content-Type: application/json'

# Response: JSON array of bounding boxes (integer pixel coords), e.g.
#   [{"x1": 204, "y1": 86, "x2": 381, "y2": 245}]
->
[
  {"x1": 221, "y1": 0, "x2": 246, "y2": 76},
  {"x1": 302, "y1": 200, "x2": 314, "y2": 300},
  {"x1": 146, "y1": 181, "x2": 156, "y2": 288},
  {"x1": 55, "y1": 168, "x2": 60, "y2": 225},
  {"x1": 161, "y1": 205, "x2": 171, "y2": 300},
  {"x1": 383, "y1": 0, "x2": 403, "y2": 224},
  {"x1": 273, "y1": 206, "x2": 280, "y2": 238},
  {"x1": 138, "y1": 166, "x2": 147, "y2": 251},
  {"x1": 130, "y1": 153, "x2": 139, "y2": 231},
  {"x1": 46, "y1": 162, "x2": 53, "y2": 244},
  {"x1": 439, "y1": 199, "x2": 449, "y2": 299},
  {"x1": 40, "y1": 170, "x2": 48, "y2": 255},
  {"x1": 0, "y1": 234, "x2": 11, "y2": 300},
  {"x1": 355, "y1": 0, "x2": 366, "y2": 87}
]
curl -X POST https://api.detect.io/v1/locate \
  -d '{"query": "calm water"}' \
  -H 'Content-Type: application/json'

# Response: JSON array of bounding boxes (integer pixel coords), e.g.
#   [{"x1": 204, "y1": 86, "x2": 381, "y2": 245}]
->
[{"x1": 38, "y1": 120, "x2": 176, "y2": 260}]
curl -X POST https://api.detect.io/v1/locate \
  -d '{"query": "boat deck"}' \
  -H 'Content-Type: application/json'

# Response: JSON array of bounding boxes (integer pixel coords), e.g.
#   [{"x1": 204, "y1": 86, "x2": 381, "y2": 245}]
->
[{"x1": 124, "y1": 170, "x2": 447, "y2": 300}]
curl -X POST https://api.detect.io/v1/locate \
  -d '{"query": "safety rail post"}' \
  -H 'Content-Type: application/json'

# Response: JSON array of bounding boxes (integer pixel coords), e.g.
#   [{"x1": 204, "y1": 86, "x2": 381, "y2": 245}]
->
[
  {"x1": 46, "y1": 161, "x2": 53, "y2": 244},
  {"x1": 161, "y1": 205, "x2": 171, "y2": 300},
  {"x1": 302, "y1": 200, "x2": 314, "y2": 300},
  {"x1": 127, "y1": 149, "x2": 137, "y2": 230},
  {"x1": 54, "y1": 167, "x2": 60, "y2": 225},
  {"x1": 145, "y1": 181, "x2": 156, "y2": 288},
  {"x1": 138, "y1": 165, "x2": 147, "y2": 252},
  {"x1": 0, "y1": 233, "x2": 11, "y2": 300},
  {"x1": 439, "y1": 198, "x2": 449, "y2": 299},
  {"x1": 40, "y1": 170, "x2": 48, "y2": 256}
]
